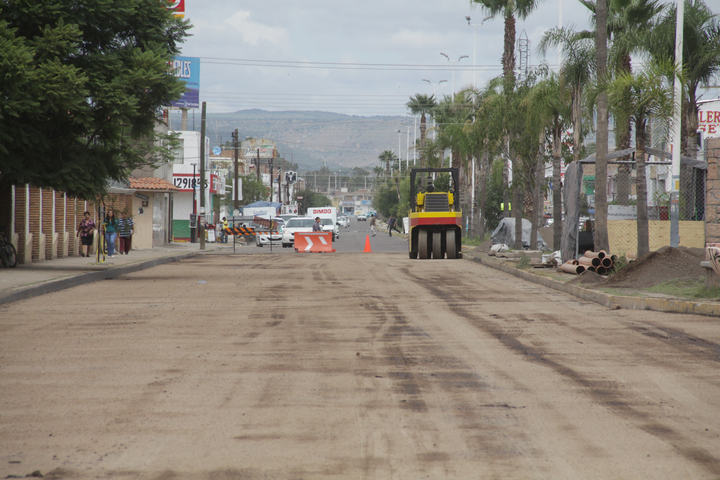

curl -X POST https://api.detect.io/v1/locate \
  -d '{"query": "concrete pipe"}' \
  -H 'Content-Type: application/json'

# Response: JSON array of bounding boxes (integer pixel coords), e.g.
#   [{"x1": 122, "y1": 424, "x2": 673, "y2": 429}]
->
[
  {"x1": 560, "y1": 263, "x2": 586, "y2": 274},
  {"x1": 584, "y1": 250, "x2": 607, "y2": 259},
  {"x1": 596, "y1": 266, "x2": 607, "y2": 275},
  {"x1": 578, "y1": 256, "x2": 601, "y2": 267},
  {"x1": 601, "y1": 257, "x2": 613, "y2": 268}
]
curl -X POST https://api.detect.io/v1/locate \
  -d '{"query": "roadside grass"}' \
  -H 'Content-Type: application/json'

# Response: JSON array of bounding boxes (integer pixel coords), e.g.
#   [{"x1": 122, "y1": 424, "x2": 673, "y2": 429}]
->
[
  {"x1": 644, "y1": 276, "x2": 720, "y2": 299},
  {"x1": 517, "y1": 253, "x2": 531, "y2": 269},
  {"x1": 461, "y1": 236, "x2": 484, "y2": 247}
]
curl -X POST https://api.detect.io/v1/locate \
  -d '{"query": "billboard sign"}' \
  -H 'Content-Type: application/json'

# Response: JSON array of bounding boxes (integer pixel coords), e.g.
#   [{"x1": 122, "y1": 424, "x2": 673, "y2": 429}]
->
[
  {"x1": 241, "y1": 138, "x2": 276, "y2": 159},
  {"x1": 698, "y1": 99, "x2": 720, "y2": 139},
  {"x1": 168, "y1": 56, "x2": 200, "y2": 109},
  {"x1": 166, "y1": 0, "x2": 185, "y2": 18}
]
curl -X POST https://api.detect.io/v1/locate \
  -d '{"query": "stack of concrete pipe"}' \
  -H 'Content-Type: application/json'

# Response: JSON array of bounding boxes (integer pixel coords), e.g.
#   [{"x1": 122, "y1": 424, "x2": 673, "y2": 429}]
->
[
  {"x1": 559, "y1": 259, "x2": 586, "y2": 275},
  {"x1": 578, "y1": 250, "x2": 614, "y2": 275},
  {"x1": 560, "y1": 250, "x2": 616, "y2": 275}
]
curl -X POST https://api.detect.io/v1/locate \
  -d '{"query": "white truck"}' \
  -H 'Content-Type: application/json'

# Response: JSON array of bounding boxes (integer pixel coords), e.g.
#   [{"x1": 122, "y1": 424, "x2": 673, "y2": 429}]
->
[
  {"x1": 306, "y1": 206, "x2": 339, "y2": 240},
  {"x1": 242, "y1": 206, "x2": 277, "y2": 219}
]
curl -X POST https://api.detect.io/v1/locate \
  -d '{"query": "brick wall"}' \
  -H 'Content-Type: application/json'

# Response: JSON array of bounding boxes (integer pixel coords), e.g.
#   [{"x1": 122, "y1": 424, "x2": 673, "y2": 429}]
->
[
  {"x1": 43, "y1": 188, "x2": 55, "y2": 259},
  {"x1": 15, "y1": 185, "x2": 28, "y2": 264},
  {"x1": 707, "y1": 137, "x2": 720, "y2": 245},
  {"x1": 66, "y1": 197, "x2": 78, "y2": 257}
]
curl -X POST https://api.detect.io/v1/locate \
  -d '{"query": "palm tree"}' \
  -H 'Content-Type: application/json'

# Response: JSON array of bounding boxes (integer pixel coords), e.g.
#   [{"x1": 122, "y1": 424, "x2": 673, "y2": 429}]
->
[
  {"x1": 406, "y1": 94, "x2": 437, "y2": 168},
  {"x1": 525, "y1": 73, "x2": 572, "y2": 251},
  {"x1": 605, "y1": 63, "x2": 674, "y2": 258},
  {"x1": 646, "y1": 0, "x2": 720, "y2": 218},
  {"x1": 594, "y1": 0, "x2": 611, "y2": 253},
  {"x1": 473, "y1": 0, "x2": 542, "y2": 93},
  {"x1": 378, "y1": 150, "x2": 395, "y2": 176},
  {"x1": 538, "y1": 27, "x2": 595, "y2": 163},
  {"x1": 579, "y1": 0, "x2": 665, "y2": 205}
]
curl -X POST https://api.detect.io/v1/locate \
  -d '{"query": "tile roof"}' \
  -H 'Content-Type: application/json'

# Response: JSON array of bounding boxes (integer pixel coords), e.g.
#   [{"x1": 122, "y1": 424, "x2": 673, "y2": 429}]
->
[{"x1": 128, "y1": 177, "x2": 180, "y2": 191}]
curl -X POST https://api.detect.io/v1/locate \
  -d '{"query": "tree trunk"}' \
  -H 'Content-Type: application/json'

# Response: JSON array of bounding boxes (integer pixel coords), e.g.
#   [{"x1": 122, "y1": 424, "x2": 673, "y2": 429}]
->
[
  {"x1": 503, "y1": 144, "x2": 511, "y2": 218},
  {"x1": 593, "y1": 0, "x2": 610, "y2": 253},
  {"x1": 636, "y1": 120, "x2": 649, "y2": 258},
  {"x1": 514, "y1": 183, "x2": 523, "y2": 250},
  {"x1": 530, "y1": 131, "x2": 544, "y2": 251},
  {"x1": 478, "y1": 150, "x2": 488, "y2": 241},
  {"x1": 552, "y1": 125, "x2": 562, "y2": 251},
  {"x1": 680, "y1": 87, "x2": 698, "y2": 220},
  {"x1": 419, "y1": 114, "x2": 427, "y2": 168},
  {"x1": 572, "y1": 85, "x2": 583, "y2": 163}
]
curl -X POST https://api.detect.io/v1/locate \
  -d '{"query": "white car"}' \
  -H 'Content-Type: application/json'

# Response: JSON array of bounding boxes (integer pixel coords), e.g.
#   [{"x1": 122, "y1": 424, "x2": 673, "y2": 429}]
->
[
  {"x1": 281, "y1": 217, "x2": 316, "y2": 248},
  {"x1": 337, "y1": 215, "x2": 350, "y2": 228},
  {"x1": 255, "y1": 230, "x2": 282, "y2": 247},
  {"x1": 319, "y1": 218, "x2": 339, "y2": 241}
]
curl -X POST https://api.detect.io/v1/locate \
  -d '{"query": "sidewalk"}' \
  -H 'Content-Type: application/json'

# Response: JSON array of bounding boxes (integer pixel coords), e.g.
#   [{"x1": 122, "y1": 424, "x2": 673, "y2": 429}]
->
[
  {"x1": 462, "y1": 247, "x2": 720, "y2": 318},
  {"x1": 0, "y1": 241, "x2": 237, "y2": 305}
]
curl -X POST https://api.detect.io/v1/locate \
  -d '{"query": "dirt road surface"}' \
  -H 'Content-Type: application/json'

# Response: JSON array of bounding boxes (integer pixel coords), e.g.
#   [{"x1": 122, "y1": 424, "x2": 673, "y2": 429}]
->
[{"x1": 2, "y1": 253, "x2": 720, "y2": 479}]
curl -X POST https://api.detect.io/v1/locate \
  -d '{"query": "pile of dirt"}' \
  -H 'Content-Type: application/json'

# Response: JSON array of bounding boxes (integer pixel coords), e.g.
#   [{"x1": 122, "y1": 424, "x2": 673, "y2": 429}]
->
[
  {"x1": 570, "y1": 269, "x2": 606, "y2": 286},
  {"x1": 603, "y1": 246, "x2": 705, "y2": 289}
]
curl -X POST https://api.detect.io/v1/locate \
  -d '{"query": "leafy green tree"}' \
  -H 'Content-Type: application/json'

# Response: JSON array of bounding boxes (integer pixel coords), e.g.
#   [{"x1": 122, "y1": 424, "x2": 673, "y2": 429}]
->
[
  {"x1": 295, "y1": 188, "x2": 331, "y2": 214},
  {"x1": 0, "y1": 0, "x2": 190, "y2": 199},
  {"x1": 378, "y1": 150, "x2": 396, "y2": 176}
]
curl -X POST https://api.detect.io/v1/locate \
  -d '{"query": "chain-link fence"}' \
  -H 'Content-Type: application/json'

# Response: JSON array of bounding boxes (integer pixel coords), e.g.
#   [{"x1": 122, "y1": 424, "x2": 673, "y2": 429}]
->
[{"x1": 578, "y1": 154, "x2": 706, "y2": 259}]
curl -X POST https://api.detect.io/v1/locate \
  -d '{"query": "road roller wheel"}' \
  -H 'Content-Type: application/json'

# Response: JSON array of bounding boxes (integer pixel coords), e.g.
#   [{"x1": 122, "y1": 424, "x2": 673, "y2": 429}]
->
[
  {"x1": 433, "y1": 231, "x2": 443, "y2": 259},
  {"x1": 419, "y1": 229, "x2": 429, "y2": 259},
  {"x1": 446, "y1": 229, "x2": 457, "y2": 259}
]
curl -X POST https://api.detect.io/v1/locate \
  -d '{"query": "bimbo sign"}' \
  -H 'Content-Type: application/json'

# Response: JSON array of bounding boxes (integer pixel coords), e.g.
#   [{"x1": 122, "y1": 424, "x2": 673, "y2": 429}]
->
[
  {"x1": 166, "y1": 0, "x2": 185, "y2": 18},
  {"x1": 698, "y1": 99, "x2": 720, "y2": 138}
]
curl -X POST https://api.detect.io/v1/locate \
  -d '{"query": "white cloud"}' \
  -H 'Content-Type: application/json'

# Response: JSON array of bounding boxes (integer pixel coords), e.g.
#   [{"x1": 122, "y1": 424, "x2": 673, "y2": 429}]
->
[{"x1": 224, "y1": 10, "x2": 289, "y2": 47}]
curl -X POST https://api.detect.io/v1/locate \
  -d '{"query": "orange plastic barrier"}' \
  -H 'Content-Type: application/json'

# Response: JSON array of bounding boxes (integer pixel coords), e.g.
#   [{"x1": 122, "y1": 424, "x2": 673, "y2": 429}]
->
[{"x1": 294, "y1": 232, "x2": 335, "y2": 253}]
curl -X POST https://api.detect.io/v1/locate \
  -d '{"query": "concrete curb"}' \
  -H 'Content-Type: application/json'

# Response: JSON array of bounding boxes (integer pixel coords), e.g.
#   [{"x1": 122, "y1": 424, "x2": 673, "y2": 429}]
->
[
  {"x1": 465, "y1": 253, "x2": 720, "y2": 318},
  {"x1": 0, "y1": 252, "x2": 198, "y2": 306}
]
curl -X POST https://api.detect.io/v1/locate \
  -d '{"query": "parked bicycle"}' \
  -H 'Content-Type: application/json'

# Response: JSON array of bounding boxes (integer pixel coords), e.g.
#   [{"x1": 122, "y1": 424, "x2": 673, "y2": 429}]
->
[{"x1": 0, "y1": 232, "x2": 18, "y2": 268}]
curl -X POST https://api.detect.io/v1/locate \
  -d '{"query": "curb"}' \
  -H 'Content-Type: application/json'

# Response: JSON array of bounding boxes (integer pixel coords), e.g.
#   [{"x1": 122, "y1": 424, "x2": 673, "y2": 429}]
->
[
  {"x1": 0, "y1": 252, "x2": 198, "y2": 306},
  {"x1": 465, "y1": 253, "x2": 720, "y2": 318}
]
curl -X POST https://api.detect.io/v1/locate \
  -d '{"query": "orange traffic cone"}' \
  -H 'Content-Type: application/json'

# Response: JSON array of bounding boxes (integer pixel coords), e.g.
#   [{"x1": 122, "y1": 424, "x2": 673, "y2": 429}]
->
[{"x1": 364, "y1": 235, "x2": 373, "y2": 253}]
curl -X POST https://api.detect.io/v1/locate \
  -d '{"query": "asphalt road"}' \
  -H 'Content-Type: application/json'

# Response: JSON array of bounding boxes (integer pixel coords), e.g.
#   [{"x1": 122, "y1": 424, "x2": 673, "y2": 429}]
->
[{"x1": 2, "y1": 241, "x2": 720, "y2": 479}]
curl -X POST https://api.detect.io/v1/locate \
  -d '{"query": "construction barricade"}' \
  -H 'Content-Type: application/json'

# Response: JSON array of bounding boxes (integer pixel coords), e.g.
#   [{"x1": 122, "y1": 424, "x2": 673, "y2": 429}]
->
[{"x1": 294, "y1": 232, "x2": 335, "y2": 253}]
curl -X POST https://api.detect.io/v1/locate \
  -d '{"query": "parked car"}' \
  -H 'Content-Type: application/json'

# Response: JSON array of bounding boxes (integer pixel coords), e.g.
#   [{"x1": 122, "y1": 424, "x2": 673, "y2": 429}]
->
[
  {"x1": 357, "y1": 212, "x2": 367, "y2": 221},
  {"x1": 281, "y1": 217, "x2": 315, "y2": 248}
]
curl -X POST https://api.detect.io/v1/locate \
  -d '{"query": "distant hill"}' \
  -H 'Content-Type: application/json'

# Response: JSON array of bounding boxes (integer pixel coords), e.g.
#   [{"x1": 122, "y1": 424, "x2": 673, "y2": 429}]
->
[{"x1": 170, "y1": 109, "x2": 411, "y2": 171}]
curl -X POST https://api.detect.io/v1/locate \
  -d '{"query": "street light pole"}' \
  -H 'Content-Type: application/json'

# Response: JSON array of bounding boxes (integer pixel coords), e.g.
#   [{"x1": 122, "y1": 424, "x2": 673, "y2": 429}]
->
[
  {"x1": 396, "y1": 129, "x2": 403, "y2": 172},
  {"x1": 440, "y1": 52, "x2": 468, "y2": 101},
  {"x1": 191, "y1": 162, "x2": 197, "y2": 243}
]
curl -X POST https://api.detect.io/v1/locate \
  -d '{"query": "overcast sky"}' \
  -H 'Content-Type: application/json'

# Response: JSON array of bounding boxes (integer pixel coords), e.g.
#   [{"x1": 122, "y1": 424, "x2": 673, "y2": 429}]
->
[{"x1": 175, "y1": 0, "x2": 595, "y2": 118}]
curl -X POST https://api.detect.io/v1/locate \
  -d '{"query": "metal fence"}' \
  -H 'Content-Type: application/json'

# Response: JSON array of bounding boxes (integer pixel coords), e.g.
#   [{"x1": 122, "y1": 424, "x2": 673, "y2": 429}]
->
[{"x1": 576, "y1": 151, "x2": 706, "y2": 259}]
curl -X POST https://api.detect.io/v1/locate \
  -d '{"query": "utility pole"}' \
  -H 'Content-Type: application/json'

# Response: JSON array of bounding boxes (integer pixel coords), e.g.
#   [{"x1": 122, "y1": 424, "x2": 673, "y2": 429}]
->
[
  {"x1": 256, "y1": 149, "x2": 261, "y2": 183},
  {"x1": 232, "y1": 129, "x2": 239, "y2": 214},
  {"x1": 199, "y1": 101, "x2": 206, "y2": 251}
]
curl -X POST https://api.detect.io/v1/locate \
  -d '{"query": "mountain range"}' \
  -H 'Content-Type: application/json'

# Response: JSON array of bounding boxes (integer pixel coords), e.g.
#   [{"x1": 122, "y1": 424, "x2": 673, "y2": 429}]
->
[{"x1": 170, "y1": 109, "x2": 412, "y2": 172}]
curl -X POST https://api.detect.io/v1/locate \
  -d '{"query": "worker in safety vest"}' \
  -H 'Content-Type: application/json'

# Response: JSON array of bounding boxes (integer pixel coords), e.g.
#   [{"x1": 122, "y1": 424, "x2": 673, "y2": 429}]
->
[
  {"x1": 500, "y1": 202, "x2": 512, "y2": 212},
  {"x1": 221, "y1": 217, "x2": 229, "y2": 243}
]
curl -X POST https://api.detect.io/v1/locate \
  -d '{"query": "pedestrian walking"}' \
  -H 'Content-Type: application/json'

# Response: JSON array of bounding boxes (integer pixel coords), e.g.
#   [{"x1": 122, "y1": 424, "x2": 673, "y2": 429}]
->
[
  {"x1": 312, "y1": 217, "x2": 323, "y2": 232},
  {"x1": 76, "y1": 211, "x2": 96, "y2": 257},
  {"x1": 104, "y1": 209, "x2": 118, "y2": 257},
  {"x1": 369, "y1": 214, "x2": 377, "y2": 237},
  {"x1": 117, "y1": 212, "x2": 134, "y2": 255},
  {"x1": 387, "y1": 214, "x2": 401, "y2": 237}
]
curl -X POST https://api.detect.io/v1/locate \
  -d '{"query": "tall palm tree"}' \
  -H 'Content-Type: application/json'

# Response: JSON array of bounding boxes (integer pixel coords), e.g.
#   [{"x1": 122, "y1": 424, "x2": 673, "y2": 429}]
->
[
  {"x1": 594, "y1": 0, "x2": 611, "y2": 253},
  {"x1": 579, "y1": 0, "x2": 665, "y2": 205},
  {"x1": 524, "y1": 73, "x2": 572, "y2": 251},
  {"x1": 605, "y1": 63, "x2": 674, "y2": 258},
  {"x1": 378, "y1": 150, "x2": 395, "y2": 176},
  {"x1": 539, "y1": 27, "x2": 595, "y2": 162},
  {"x1": 406, "y1": 94, "x2": 437, "y2": 168},
  {"x1": 473, "y1": 0, "x2": 542, "y2": 93}
]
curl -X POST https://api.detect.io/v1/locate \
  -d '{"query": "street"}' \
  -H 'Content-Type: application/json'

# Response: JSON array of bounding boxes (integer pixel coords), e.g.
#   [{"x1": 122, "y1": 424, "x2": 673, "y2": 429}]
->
[{"x1": 1, "y1": 242, "x2": 720, "y2": 479}]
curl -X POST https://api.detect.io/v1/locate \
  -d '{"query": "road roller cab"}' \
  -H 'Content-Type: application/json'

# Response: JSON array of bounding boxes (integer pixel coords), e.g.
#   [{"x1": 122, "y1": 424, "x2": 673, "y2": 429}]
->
[{"x1": 408, "y1": 168, "x2": 462, "y2": 259}]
